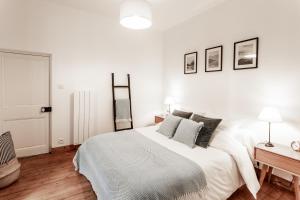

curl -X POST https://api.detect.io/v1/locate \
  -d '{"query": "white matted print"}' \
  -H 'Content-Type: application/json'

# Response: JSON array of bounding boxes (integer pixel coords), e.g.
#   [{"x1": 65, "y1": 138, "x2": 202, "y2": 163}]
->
[
  {"x1": 234, "y1": 38, "x2": 259, "y2": 70},
  {"x1": 205, "y1": 46, "x2": 222, "y2": 72},
  {"x1": 184, "y1": 52, "x2": 197, "y2": 74}
]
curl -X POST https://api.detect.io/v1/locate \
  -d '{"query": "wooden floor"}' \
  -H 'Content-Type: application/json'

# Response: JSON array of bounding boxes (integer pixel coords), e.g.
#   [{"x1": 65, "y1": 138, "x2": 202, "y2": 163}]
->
[{"x1": 0, "y1": 150, "x2": 295, "y2": 200}]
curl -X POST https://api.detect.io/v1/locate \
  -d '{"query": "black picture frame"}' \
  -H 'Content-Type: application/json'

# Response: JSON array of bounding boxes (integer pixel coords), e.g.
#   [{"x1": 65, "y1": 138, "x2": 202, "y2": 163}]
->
[
  {"x1": 184, "y1": 52, "x2": 198, "y2": 74},
  {"x1": 234, "y1": 37, "x2": 259, "y2": 70},
  {"x1": 205, "y1": 45, "x2": 223, "y2": 72}
]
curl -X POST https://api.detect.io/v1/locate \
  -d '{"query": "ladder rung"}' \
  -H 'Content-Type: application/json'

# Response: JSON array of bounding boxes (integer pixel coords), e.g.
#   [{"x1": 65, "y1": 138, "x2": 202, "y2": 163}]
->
[
  {"x1": 114, "y1": 85, "x2": 128, "y2": 88},
  {"x1": 115, "y1": 128, "x2": 133, "y2": 132}
]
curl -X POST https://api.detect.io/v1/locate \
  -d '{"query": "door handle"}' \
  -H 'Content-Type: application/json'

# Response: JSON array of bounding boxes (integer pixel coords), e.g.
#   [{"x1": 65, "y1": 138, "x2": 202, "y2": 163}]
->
[{"x1": 41, "y1": 107, "x2": 52, "y2": 113}]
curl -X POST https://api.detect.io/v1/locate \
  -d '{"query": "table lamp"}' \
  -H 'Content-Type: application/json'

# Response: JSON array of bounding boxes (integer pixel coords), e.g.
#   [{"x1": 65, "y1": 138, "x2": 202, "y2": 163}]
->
[
  {"x1": 164, "y1": 97, "x2": 174, "y2": 114},
  {"x1": 258, "y1": 107, "x2": 282, "y2": 147}
]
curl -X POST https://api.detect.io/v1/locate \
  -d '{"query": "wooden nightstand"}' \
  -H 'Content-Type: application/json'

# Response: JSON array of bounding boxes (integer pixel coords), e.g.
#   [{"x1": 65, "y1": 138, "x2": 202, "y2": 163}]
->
[
  {"x1": 254, "y1": 143, "x2": 300, "y2": 200},
  {"x1": 154, "y1": 115, "x2": 165, "y2": 124}
]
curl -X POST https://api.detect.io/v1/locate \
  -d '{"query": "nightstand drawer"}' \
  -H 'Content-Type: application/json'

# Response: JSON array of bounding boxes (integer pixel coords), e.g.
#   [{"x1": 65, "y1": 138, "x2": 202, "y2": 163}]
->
[{"x1": 255, "y1": 148, "x2": 300, "y2": 176}]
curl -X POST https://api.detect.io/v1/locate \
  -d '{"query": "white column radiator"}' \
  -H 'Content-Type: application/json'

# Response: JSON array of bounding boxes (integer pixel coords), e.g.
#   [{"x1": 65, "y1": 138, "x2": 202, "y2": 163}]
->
[{"x1": 73, "y1": 90, "x2": 95, "y2": 145}]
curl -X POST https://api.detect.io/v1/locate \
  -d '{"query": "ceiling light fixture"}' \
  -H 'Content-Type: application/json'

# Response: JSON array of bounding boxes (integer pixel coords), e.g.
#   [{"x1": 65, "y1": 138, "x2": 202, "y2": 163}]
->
[{"x1": 120, "y1": 0, "x2": 152, "y2": 30}]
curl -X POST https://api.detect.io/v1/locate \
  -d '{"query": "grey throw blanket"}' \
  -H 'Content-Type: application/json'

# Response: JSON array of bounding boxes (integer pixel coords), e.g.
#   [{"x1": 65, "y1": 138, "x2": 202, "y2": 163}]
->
[
  {"x1": 74, "y1": 131, "x2": 207, "y2": 200},
  {"x1": 115, "y1": 99, "x2": 131, "y2": 122}
]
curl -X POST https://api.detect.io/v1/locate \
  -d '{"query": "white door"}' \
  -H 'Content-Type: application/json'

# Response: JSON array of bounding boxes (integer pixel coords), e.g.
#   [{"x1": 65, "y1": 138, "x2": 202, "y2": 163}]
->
[{"x1": 0, "y1": 51, "x2": 50, "y2": 157}]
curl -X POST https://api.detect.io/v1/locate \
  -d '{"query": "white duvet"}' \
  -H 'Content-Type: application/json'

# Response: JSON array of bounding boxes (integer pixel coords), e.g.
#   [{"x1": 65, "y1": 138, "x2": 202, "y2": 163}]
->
[{"x1": 136, "y1": 125, "x2": 260, "y2": 200}]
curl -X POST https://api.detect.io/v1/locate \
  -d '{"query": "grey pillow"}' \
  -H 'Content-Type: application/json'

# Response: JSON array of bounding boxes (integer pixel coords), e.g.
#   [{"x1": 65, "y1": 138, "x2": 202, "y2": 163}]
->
[
  {"x1": 172, "y1": 110, "x2": 193, "y2": 119},
  {"x1": 0, "y1": 132, "x2": 16, "y2": 165},
  {"x1": 191, "y1": 114, "x2": 222, "y2": 148},
  {"x1": 157, "y1": 115, "x2": 182, "y2": 138},
  {"x1": 173, "y1": 119, "x2": 204, "y2": 148}
]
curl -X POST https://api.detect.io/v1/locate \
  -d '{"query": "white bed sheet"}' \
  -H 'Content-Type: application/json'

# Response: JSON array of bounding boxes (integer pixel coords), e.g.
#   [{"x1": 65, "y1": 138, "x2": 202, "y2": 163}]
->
[{"x1": 136, "y1": 125, "x2": 244, "y2": 200}]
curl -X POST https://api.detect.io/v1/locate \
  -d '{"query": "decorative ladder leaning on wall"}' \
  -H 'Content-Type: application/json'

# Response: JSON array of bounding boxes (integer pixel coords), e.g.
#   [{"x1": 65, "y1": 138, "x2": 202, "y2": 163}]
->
[
  {"x1": 112, "y1": 73, "x2": 133, "y2": 132},
  {"x1": 73, "y1": 90, "x2": 95, "y2": 145}
]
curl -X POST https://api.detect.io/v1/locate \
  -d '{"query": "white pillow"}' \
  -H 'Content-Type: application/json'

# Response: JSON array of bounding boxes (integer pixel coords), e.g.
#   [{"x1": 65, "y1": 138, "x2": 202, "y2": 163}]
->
[{"x1": 211, "y1": 120, "x2": 259, "y2": 162}]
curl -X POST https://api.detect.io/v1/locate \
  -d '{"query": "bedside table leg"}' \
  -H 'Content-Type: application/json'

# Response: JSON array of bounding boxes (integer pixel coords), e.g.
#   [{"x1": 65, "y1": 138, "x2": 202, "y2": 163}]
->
[
  {"x1": 293, "y1": 176, "x2": 299, "y2": 200},
  {"x1": 259, "y1": 164, "x2": 268, "y2": 186},
  {"x1": 267, "y1": 167, "x2": 273, "y2": 183}
]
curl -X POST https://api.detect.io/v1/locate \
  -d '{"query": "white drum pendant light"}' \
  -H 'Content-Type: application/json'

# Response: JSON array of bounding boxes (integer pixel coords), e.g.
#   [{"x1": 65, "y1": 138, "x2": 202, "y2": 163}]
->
[{"x1": 120, "y1": 0, "x2": 152, "y2": 30}]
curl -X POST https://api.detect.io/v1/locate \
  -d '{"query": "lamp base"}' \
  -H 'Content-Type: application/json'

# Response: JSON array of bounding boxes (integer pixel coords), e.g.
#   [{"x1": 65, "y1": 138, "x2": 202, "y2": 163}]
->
[{"x1": 265, "y1": 142, "x2": 274, "y2": 147}]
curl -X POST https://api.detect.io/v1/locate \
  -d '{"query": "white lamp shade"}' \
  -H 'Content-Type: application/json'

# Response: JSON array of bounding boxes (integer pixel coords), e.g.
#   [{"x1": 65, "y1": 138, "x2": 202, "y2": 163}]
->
[
  {"x1": 258, "y1": 107, "x2": 282, "y2": 123},
  {"x1": 164, "y1": 97, "x2": 175, "y2": 105},
  {"x1": 120, "y1": 0, "x2": 152, "y2": 30}
]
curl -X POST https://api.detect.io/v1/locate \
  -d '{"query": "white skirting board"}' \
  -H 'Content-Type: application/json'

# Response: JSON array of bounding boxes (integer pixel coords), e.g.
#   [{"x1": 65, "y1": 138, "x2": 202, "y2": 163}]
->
[{"x1": 73, "y1": 91, "x2": 95, "y2": 145}]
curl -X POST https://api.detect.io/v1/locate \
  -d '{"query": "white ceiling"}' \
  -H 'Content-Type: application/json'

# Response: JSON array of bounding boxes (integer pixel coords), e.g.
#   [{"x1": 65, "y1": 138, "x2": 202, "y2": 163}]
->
[{"x1": 48, "y1": 0, "x2": 228, "y2": 30}]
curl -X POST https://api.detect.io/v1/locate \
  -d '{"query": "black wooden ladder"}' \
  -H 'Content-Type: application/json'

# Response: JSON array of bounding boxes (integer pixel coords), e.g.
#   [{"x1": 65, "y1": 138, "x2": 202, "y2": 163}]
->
[{"x1": 111, "y1": 73, "x2": 133, "y2": 132}]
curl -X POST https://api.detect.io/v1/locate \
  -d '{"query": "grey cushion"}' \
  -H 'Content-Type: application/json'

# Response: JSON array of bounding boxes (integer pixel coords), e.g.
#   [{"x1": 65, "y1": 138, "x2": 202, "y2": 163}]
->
[
  {"x1": 172, "y1": 110, "x2": 193, "y2": 119},
  {"x1": 173, "y1": 119, "x2": 204, "y2": 148},
  {"x1": 157, "y1": 115, "x2": 182, "y2": 138},
  {"x1": 191, "y1": 114, "x2": 222, "y2": 148},
  {"x1": 0, "y1": 132, "x2": 16, "y2": 165}
]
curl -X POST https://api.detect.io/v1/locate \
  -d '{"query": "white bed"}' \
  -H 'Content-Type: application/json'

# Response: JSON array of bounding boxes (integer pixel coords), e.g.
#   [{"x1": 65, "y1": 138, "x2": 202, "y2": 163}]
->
[
  {"x1": 74, "y1": 124, "x2": 260, "y2": 200},
  {"x1": 136, "y1": 125, "x2": 243, "y2": 200}
]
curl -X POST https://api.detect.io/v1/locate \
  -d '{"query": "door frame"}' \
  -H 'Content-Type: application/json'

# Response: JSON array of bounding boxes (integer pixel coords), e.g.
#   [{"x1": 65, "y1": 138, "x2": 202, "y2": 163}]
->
[{"x1": 0, "y1": 48, "x2": 53, "y2": 152}]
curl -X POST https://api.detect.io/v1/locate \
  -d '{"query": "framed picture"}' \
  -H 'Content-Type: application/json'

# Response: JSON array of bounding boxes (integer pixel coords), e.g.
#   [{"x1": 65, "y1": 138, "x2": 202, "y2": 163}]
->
[
  {"x1": 205, "y1": 45, "x2": 223, "y2": 72},
  {"x1": 184, "y1": 52, "x2": 197, "y2": 74},
  {"x1": 234, "y1": 37, "x2": 259, "y2": 70}
]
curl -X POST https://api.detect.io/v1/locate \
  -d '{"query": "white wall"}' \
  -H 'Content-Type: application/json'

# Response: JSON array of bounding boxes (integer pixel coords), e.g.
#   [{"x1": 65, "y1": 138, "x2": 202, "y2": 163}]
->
[
  {"x1": 164, "y1": 0, "x2": 300, "y2": 182},
  {"x1": 0, "y1": 0, "x2": 163, "y2": 147},
  {"x1": 163, "y1": 0, "x2": 300, "y2": 140}
]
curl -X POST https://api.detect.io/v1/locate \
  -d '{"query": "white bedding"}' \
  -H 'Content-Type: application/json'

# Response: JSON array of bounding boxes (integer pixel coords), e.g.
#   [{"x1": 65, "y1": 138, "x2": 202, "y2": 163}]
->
[{"x1": 136, "y1": 125, "x2": 259, "y2": 200}]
